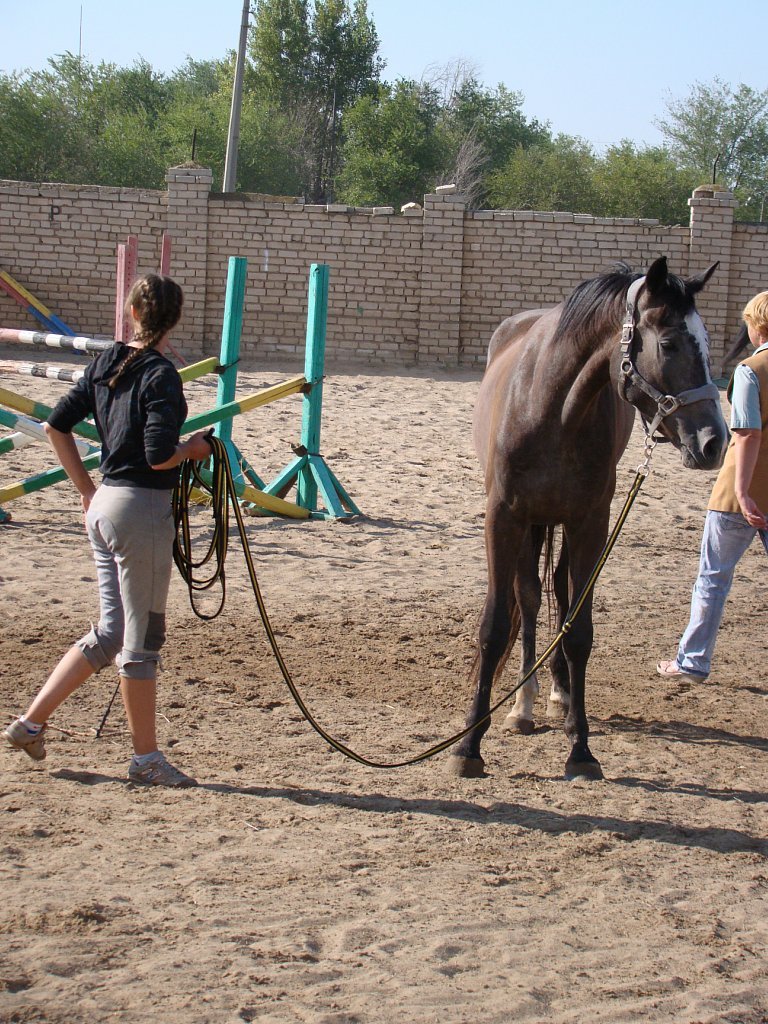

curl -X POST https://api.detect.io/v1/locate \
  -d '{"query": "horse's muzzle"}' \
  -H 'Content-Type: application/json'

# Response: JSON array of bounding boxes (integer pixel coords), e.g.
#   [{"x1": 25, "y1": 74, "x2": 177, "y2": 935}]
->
[{"x1": 677, "y1": 421, "x2": 729, "y2": 471}]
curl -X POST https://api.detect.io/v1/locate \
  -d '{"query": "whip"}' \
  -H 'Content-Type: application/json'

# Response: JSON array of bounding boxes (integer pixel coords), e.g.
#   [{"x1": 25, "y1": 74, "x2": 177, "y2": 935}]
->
[{"x1": 156, "y1": 434, "x2": 652, "y2": 769}]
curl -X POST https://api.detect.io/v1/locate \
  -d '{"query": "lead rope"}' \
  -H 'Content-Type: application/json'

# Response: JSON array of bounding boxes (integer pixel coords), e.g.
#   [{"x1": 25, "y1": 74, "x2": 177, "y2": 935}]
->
[{"x1": 166, "y1": 434, "x2": 654, "y2": 770}]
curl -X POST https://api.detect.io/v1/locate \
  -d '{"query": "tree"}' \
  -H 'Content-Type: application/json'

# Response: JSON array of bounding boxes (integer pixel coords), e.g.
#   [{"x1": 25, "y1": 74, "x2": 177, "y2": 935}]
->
[
  {"x1": 657, "y1": 78, "x2": 768, "y2": 218},
  {"x1": 0, "y1": 69, "x2": 71, "y2": 182},
  {"x1": 162, "y1": 57, "x2": 235, "y2": 184},
  {"x1": 487, "y1": 135, "x2": 599, "y2": 213},
  {"x1": 249, "y1": 0, "x2": 313, "y2": 108},
  {"x1": 0, "y1": 54, "x2": 173, "y2": 188},
  {"x1": 594, "y1": 141, "x2": 698, "y2": 224},
  {"x1": 336, "y1": 79, "x2": 445, "y2": 207},
  {"x1": 434, "y1": 79, "x2": 549, "y2": 207},
  {"x1": 249, "y1": 0, "x2": 384, "y2": 200}
]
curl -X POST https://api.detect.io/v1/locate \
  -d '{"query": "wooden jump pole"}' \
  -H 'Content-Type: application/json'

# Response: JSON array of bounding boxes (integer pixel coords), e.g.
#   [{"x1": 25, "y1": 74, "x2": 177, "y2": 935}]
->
[
  {"x1": 264, "y1": 264, "x2": 360, "y2": 518},
  {"x1": 0, "y1": 329, "x2": 113, "y2": 353},
  {"x1": 211, "y1": 256, "x2": 266, "y2": 489},
  {"x1": 160, "y1": 233, "x2": 172, "y2": 276},
  {"x1": 115, "y1": 235, "x2": 138, "y2": 342},
  {"x1": 0, "y1": 362, "x2": 87, "y2": 384},
  {"x1": 0, "y1": 368, "x2": 308, "y2": 519},
  {"x1": 0, "y1": 270, "x2": 76, "y2": 336}
]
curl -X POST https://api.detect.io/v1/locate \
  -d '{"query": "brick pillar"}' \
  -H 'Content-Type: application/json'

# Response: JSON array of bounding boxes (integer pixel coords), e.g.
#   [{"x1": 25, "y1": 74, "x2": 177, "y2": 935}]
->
[
  {"x1": 165, "y1": 164, "x2": 213, "y2": 359},
  {"x1": 688, "y1": 185, "x2": 737, "y2": 362},
  {"x1": 418, "y1": 187, "x2": 466, "y2": 365}
]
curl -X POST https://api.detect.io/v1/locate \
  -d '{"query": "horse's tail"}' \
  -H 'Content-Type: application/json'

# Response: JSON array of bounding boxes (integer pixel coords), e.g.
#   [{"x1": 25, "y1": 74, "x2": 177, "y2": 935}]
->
[
  {"x1": 469, "y1": 523, "x2": 558, "y2": 690},
  {"x1": 721, "y1": 321, "x2": 749, "y2": 373},
  {"x1": 540, "y1": 525, "x2": 559, "y2": 637},
  {"x1": 469, "y1": 594, "x2": 521, "y2": 691}
]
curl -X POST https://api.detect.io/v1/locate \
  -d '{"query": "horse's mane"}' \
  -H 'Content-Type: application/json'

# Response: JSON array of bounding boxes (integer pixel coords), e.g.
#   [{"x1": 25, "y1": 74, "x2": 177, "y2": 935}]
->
[
  {"x1": 552, "y1": 263, "x2": 639, "y2": 348},
  {"x1": 552, "y1": 262, "x2": 691, "y2": 349}
]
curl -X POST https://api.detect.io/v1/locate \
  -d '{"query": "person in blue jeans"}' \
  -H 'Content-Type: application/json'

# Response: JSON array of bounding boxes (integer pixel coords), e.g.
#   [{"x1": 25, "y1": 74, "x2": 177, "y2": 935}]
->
[
  {"x1": 658, "y1": 290, "x2": 768, "y2": 683},
  {"x1": 4, "y1": 274, "x2": 212, "y2": 785}
]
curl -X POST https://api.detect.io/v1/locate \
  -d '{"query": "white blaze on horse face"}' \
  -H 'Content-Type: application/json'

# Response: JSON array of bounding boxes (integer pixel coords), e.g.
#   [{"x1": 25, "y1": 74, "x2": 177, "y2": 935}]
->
[{"x1": 686, "y1": 311, "x2": 713, "y2": 381}]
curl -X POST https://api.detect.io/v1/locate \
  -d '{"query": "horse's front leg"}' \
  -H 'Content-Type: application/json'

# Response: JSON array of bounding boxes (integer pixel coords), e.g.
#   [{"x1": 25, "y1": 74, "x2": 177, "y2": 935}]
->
[
  {"x1": 560, "y1": 521, "x2": 608, "y2": 781},
  {"x1": 448, "y1": 499, "x2": 525, "y2": 778}
]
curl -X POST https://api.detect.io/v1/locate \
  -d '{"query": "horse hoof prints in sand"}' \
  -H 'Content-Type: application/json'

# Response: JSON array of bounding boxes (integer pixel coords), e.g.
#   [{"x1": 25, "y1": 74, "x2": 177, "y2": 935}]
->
[{"x1": 449, "y1": 257, "x2": 728, "y2": 782}]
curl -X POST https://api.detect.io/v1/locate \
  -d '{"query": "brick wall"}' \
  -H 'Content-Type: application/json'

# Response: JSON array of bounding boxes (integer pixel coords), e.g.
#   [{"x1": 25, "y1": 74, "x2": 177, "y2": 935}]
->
[
  {"x1": 460, "y1": 210, "x2": 690, "y2": 366},
  {"x1": 0, "y1": 180, "x2": 167, "y2": 342},
  {"x1": 729, "y1": 222, "x2": 768, "y2": 348},
  {"x1": 2, "y1": 170, "x2": 765, "y2": 369}
]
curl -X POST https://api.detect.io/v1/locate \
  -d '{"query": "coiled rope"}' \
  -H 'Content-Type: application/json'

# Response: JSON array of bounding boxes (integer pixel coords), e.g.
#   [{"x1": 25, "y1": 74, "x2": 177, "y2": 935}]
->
[{"x1": 169, "y1": 434, "x2": 649, "y2": 769}]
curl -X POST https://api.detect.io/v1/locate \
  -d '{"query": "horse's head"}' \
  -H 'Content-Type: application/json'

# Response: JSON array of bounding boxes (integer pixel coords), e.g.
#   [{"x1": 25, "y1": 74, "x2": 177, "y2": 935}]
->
[{"x1": 613, "y1": 256, "x2": 729, "y2": 470}]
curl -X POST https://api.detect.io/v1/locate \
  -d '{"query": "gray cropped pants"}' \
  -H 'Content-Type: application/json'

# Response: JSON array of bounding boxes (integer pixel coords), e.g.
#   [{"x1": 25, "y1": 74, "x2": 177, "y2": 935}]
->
[{"x1": 76, "y1": 484, "x2": 176, "y2": 680}]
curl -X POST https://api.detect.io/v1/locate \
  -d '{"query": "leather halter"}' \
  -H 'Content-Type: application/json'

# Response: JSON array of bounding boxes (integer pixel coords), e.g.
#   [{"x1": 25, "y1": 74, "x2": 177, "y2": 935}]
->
[{"x1": 618, "y1": 276, "x2": 721, "y2": 437}]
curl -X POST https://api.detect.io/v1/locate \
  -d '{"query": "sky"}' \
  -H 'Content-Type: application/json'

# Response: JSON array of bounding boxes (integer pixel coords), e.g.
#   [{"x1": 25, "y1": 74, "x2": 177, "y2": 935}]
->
[{"x1": 1, "y1": 0, "x2": 765, "y2": 151}]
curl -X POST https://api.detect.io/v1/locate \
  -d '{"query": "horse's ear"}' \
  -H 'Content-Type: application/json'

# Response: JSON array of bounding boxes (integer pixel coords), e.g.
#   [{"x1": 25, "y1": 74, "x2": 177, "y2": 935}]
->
[
  {"x1": 686, "y1": 261, "x2": 719, "y2": 294},
  {"x1": 644, "y1": 256, "x2": 668, "y2": 293}
]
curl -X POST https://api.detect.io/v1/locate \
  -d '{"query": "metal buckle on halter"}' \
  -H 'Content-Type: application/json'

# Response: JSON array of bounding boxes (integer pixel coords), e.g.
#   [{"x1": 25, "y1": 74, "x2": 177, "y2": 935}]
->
[
  {"x1": 657, "y1": 394, "x2": 680, "y2": 417},
  {"x1": 620, "y1": 320, "x2": 634, "y2": 353}
]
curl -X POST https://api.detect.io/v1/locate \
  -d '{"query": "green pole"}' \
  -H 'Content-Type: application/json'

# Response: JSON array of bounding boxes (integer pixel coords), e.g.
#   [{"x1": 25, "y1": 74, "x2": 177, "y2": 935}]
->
[
  {"x1": 298, "y1": 263, "x2": 329, "y2": 510},
  {"x1": 215, "y1": 256, "x2": 248, "y2": 446}
]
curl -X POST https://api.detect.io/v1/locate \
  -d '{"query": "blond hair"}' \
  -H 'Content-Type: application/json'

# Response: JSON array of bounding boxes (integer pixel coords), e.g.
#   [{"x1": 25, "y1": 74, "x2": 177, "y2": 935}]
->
[{"x1": 742, "y1": 291, "x2": 768, "y2": 335}]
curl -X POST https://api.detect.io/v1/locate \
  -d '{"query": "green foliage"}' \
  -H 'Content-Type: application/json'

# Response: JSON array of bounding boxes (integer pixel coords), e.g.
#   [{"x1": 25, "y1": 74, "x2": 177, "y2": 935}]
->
[
  {"x1": 249, "y1": 0, "x2": 383, "y2": 199},
  {"x1": 249, "y1": 0, "x2": 313, "y2": 107},
  {"x1": 0, "y1": 53, "x2": 187, "y2": 188},
  {"x1": 446, "y1": 80, "x2": 549, "y2": 169},
  {"x1": 336, "y1": 80, "x2": 445, "y2": 207},
  {"x1": 2, "y1": 38, "x2": 764, "y2": 224},
  {"x1": 487, "y1": 135, "x2": 600, "y2": 213},
  {"x1": 657, "y1": 78, "x2": 768, "y2": 221},
  {"x1": 594, "y1": 141, "x2": 699, "y2": 224},
  {"x1": 336, "y1": 72, "x2": 551, "y2": 209},
  {"x1": 435, "y1": 79, "x2": 550, "y2": 207}
]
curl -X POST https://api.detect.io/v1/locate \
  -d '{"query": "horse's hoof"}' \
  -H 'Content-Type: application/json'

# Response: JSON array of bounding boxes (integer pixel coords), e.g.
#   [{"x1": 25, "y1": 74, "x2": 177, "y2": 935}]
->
[
  {"x1": 546, "y1": 699, "x2": 568, "y2": 720},
  {"x1": 446, "y1": 755, "x2": 486, "y2": 778},
  {"x1": 564, "y1": 759, "x2": 604, "y2": 782},
  {"x1": 503, "y1": 714, "x2": 535, "y2": 735}
]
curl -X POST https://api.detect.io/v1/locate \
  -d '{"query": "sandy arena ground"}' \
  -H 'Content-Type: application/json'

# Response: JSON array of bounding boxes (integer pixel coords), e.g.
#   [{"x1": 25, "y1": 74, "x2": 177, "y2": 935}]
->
[{"x1": 1, "y1": 356, "x2": 767, "y2": 1024}]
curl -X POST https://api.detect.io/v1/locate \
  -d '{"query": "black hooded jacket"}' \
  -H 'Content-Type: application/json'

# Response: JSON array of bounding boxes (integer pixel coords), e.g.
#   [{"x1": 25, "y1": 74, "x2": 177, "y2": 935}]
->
[{"x1": 47, "y1": 343, "x2": 188, "y2": 490}]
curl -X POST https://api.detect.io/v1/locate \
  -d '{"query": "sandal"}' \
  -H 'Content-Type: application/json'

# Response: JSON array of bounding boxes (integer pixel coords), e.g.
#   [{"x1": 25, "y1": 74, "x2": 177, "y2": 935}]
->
[{"x1": 656, "y1": 659, "x2": 707, "y2": 683}]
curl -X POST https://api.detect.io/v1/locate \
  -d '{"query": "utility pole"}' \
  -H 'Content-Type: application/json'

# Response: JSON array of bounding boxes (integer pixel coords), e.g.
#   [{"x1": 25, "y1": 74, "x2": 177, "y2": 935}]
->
[{"x1": 223, "y1": 0, "x2": 251, "y2": 193}]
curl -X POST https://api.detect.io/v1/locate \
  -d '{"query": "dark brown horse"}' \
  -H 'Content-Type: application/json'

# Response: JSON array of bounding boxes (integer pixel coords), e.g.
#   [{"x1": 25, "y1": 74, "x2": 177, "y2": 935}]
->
[{"x1": 450, "y1": 257, "x2": 729, "y2": 781}]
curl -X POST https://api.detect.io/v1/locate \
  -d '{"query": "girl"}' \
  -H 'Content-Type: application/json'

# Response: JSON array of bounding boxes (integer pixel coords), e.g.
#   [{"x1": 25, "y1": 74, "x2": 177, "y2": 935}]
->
[{"x1": 4, "y1": 274, "x2": 212, "y2": 786}]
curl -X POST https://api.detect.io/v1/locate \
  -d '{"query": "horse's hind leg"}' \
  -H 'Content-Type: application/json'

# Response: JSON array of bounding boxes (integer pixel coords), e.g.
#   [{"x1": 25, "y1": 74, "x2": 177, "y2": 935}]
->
[
  {"x1": 448, "y1": 499, "x2": 525, "y2": 778},
  {"x1": 547, "y1": 538, "x2": 571, "y2": 720},
  {"x1": 504, "y1": 527, "x2": 544, "y2": 736}
]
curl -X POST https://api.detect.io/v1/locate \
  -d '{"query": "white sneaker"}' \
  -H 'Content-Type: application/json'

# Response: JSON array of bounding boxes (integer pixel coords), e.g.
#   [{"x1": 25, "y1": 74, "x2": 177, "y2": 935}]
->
[{"x1": 4, "y1": 719, "x2": 47, "y2": 761}]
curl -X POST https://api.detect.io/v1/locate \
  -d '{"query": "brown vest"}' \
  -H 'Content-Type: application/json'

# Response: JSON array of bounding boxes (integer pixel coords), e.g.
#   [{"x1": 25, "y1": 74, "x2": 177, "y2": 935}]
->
[{"x1": 708, "y1": 349, "x2": 768, "y2": 513}]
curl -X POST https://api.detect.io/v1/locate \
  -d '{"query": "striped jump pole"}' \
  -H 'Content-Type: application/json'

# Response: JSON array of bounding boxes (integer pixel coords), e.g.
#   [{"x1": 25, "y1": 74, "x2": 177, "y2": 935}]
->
[
  {"x1": 0, "y1": 369, "x2": 308, "y2": 519},
  {"x1": 0, "y1": 362, "x2": 86, "y2": 384},
  {"x1": 0, "y1": 408, "x2": 96, "y2": 457},
  {"x1": 0, "y1": 329, "x2": 113, "y2": 354},
  {"x1": 0, "y1": 271, "x2": 75, "y2": 336},
  {"x1": 0, "y1": 386, "x2": 101, "y2": 442}
]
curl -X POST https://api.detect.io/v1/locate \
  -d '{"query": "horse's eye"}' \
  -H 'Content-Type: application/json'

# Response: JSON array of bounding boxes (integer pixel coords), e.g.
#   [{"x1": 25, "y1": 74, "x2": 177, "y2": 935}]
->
[{"x1": 658, "y1": 336, "x2": 678, "y2": 351}]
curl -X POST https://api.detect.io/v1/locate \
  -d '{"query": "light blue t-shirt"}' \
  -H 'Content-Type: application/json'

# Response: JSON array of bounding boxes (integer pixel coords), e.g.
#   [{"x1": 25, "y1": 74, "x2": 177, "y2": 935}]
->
[{"x1": 730, "y1": 341, "x2": 768, "y2": 430}]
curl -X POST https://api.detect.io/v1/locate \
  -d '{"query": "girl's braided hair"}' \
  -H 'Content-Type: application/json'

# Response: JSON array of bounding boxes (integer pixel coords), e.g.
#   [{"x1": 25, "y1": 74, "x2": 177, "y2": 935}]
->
[{"x1": 107, "y1": 274, "x2": 184, "y2": 389}]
